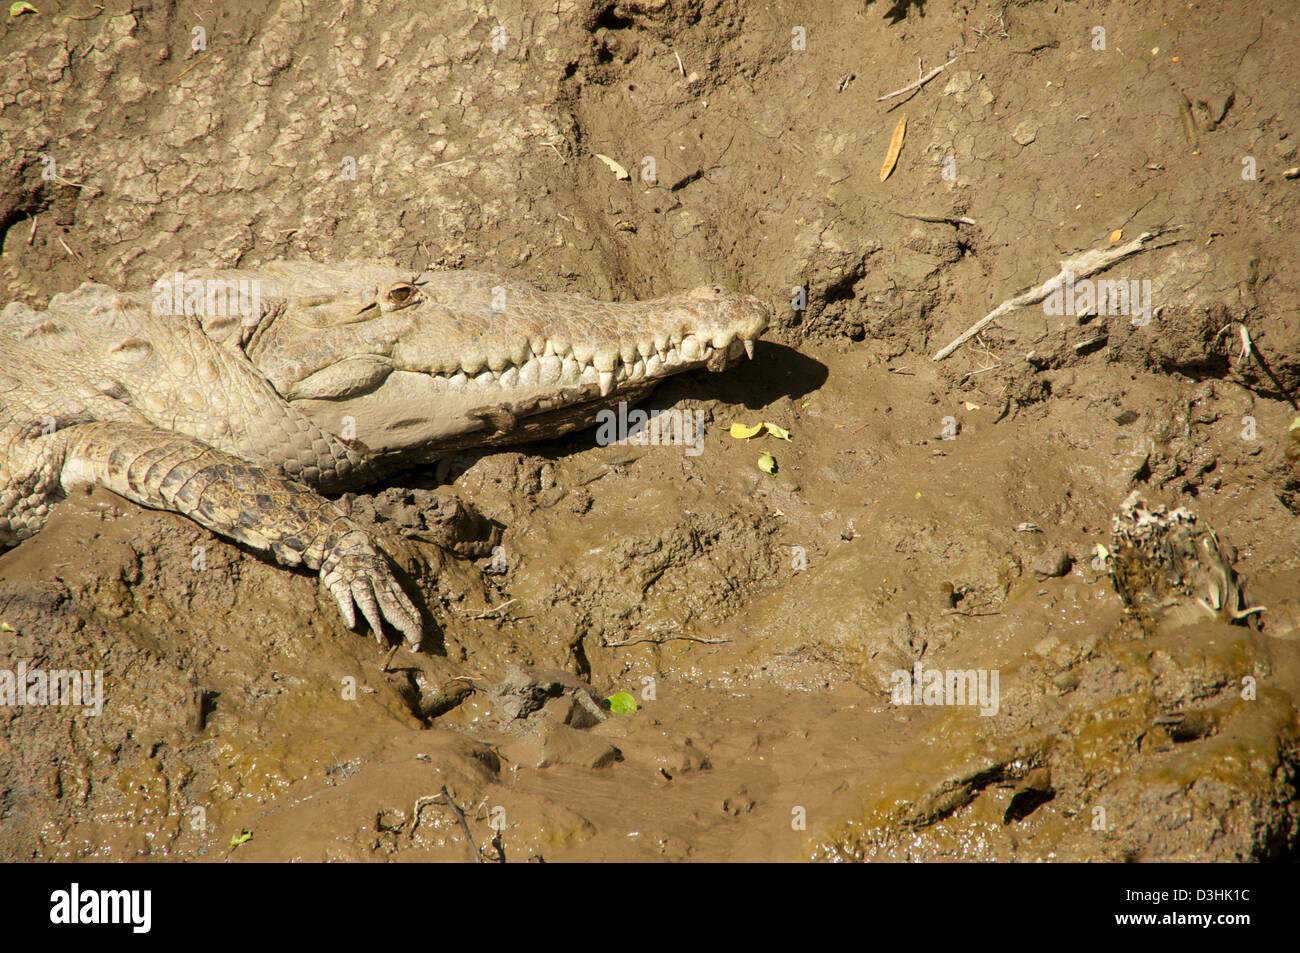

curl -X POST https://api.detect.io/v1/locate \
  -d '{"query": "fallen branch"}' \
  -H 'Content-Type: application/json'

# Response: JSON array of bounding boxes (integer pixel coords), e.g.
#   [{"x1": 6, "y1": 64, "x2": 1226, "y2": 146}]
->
[
  {"x1": 462, "y1": 598, "x2": 518, "y2": 620},
  {"x1": 1236, "y1": 323, "x2": 1299, "y2": 410},
  {"x1": 932, "y1": 227, "x2": 1182, "y2": 361},
  {"x1": 877, "y1": 53, "x2": 962, "y2": 103},
  {"x1": 889, "y1": 208, "x2": 976, "y2": 227},
  {"x1": 605, "y1": 634, "x2": 733, "y2": 648},
  {"x1": 412, "y1": 786, "x2": 482, "y2": 863}
]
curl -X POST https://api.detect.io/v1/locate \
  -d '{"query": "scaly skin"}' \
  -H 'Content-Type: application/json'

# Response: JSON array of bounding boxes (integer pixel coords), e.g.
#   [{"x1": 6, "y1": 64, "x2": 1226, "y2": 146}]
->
[{"x1": 0, "y1": 262, "x2": 769, "y2": 647}]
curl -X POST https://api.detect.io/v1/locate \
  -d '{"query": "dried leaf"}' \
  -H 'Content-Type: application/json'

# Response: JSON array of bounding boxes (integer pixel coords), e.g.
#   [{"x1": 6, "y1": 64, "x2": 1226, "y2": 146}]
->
[
  {"x1": 1108, "y1": 229, "x2": 1123, "y2": 244},
  {"x1": 879, "y1": 115, "x2": 906, "y2": 182},
  {"x1": 594, "y1": 154, "x2": 630, "y2": 180}
]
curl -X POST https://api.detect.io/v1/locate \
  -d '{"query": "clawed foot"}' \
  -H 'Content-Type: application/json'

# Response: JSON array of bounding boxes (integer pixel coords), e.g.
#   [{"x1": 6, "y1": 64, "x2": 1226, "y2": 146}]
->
[{"x1": 320, "y1": 529, "x2": 422, "y2": 648}]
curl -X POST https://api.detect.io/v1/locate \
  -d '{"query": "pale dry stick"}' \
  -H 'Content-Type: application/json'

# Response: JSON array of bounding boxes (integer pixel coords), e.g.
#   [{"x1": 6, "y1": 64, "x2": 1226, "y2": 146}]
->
[
  {"x1": 932, "y1": 227, "x2": 1182, "y2": 361},
  {"x1": 462, "y1": 598, "x2": 518, "y2": 620},
  {"x1": 673, "y1": 50, "x2": 685, "y2": 76},
  {"x1": 605, "y1": 634, "x2": 733, "y2": 647},
  {"x1": 50, "y1": 174, "x2": 100, "y2": 197},
  {"x1": 1237, "y1": 323, "x2": 1299, "y2": 411},
  {"x1": 958, "y1": 362, "x2": 1002, "y2": 385},
  {"x1": 431, "y1": 156, "x2": 476, "y2": 171},
  {"x1": 889, "y1": 209, "x2": 977, "y2": 227},
  {"x1": 27, "y1": 217, "x2": 36, "y2": 246},
  {"x1": 56, "y1": 235, "x2": 84, "y2": 265},
  {"x1": 877, "y1": 52, "x2": 963, "y2": 103},
  {"x1": 1238, "y1": 324, "x2": 1253, "y2": 360}
]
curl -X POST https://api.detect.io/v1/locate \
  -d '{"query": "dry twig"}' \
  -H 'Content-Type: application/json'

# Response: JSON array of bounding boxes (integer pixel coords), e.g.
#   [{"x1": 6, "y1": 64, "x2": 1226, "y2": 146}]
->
[
  {"x1": 877, "y1": 53, "x2": 962, "y2": 103},
  {"x1": 605, "y1": 634, "x2": 733, "y2": 648},
  {"x1": 932, "y1": 227, "x2": 1183, "y2": 361}
]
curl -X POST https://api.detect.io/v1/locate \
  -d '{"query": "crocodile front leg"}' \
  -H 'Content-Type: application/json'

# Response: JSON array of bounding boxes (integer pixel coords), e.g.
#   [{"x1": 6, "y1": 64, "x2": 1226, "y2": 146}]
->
[{"x1": 59, "y1": 421, "x2": 422, "y2": 646}]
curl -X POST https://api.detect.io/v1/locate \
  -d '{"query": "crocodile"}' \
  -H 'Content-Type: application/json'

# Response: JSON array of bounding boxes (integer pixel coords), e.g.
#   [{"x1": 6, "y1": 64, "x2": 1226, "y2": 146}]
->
[{"x1": 0, "y1": 261, "x2": 769, "y2": 648}]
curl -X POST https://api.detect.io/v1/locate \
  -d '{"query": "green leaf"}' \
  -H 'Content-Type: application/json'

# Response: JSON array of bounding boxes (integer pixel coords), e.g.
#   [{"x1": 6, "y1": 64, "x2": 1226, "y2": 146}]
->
[
  {"x1": 758, "y1": 451, "x2": 777, "y2": 475},
  {"x1": 606, "y1": 692, "x2": 638, "y2": 714},
  {"x1": 763, "y1": 422, "x2": 791, "y2": 441},
  {"x1": 9, "y1": 2, "x2": 37, "y2": 16},
  {"x1": 228, "y1": 830, "x2": 252, "y2": 848}
]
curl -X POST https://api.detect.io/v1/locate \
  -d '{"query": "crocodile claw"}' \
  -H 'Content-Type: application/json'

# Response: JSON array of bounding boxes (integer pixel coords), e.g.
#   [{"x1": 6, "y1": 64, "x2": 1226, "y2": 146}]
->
[{"x1": 320, "y1": 531, "x2": 422, "y2": 648}]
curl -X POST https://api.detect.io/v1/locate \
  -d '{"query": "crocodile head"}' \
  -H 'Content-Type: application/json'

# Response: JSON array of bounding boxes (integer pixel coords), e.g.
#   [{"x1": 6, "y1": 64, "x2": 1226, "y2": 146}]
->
[{"x1": 235, "y1": 263, "x2": 769, "y2": 462}]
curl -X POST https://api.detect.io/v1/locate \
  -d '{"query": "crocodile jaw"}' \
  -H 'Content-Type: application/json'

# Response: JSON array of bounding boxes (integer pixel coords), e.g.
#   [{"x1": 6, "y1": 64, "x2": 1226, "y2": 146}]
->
[{"x1": 270, "y1": 278, "x2": 770, "y2": 455}]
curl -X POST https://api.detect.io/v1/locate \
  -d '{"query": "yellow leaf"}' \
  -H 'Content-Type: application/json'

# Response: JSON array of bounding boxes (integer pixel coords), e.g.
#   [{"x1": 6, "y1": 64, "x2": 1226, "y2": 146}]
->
[
  {"x1": 730, "y1": 422, "x2": 763, "y2": 440},
  {"x1": 593, "y1": 154, "x2": 630, "y2": 180},
  {"x1": 763, "y1": 422, "x2": 791, "y2": 440},
  {"x1": 879, "y1": 115, "x2": 906, "y2": 182},
  {"x1": 914, "y1": 492, "x2": 922, "y2": 499},
  {"x1": 963, "y1": 402, "x2": 980, "y2": 411},
  {"x1": 1108, "y1": 229, "x2": 1123, "y2": 244},
  {"x1": 758, "y1": 452, "x2": 777, "y2": 475},
  {"x1": 9, "y1": 1, "x2": 37, "y2": 14}
]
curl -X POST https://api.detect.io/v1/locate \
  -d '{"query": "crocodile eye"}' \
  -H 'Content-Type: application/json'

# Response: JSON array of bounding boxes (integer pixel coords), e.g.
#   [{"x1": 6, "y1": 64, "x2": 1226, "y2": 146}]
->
[{"x1": 386, "y1": 284, "x2": 417, "y2": 306}]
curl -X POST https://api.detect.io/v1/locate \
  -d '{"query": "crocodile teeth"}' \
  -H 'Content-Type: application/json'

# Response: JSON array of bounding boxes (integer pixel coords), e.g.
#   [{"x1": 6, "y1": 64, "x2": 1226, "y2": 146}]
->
[
  {"x1": 598, "y1": 370, "x2": 614, "y2": 396},
  {"x1": 743, "y1": 339, "x2": 755, "y2": 360}
]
